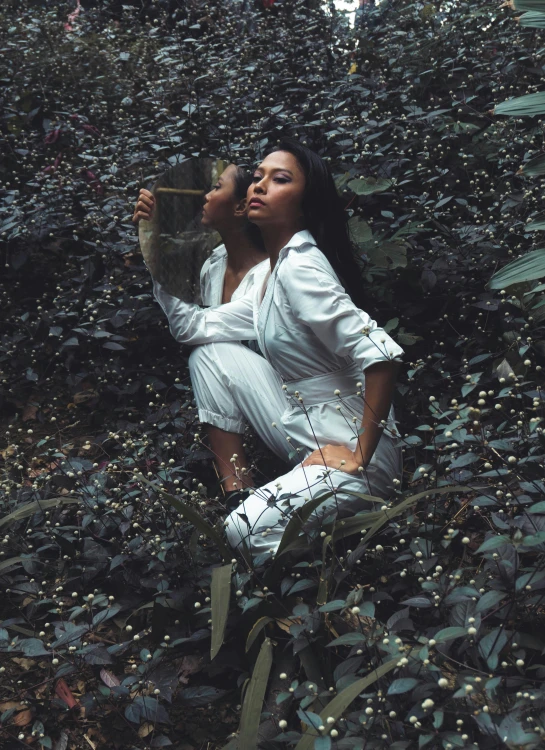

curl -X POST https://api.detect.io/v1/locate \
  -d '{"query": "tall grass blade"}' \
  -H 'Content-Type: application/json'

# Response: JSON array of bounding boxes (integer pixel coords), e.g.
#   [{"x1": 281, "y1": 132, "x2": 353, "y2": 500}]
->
[
  {"x1": 357, "y1": 485, "x2": 472, "y2": 546},
  {"x1": 237, "y1": 638, "x2": 273, "y2": 748},
  {"x1": 294, "y1": 657, "x2": 400, "y2": 750},
  {"x1": 210, "y1": 563, "x2": 233, "y2": 660},
  {"x1": 0, "y1": 497, "x2": 81, "y2": 529},
  {"x1": 246, "y1": 616, "x2": 273, "y2": 653}
]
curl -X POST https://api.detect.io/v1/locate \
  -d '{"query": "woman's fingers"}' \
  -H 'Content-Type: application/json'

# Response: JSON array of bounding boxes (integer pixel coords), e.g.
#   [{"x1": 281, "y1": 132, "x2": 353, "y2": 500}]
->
[
  {"x1": 302, "y1": 448, "x2": 327, "y2": 467},
  {"x1": 132, "y1": 191, "x2": 155, "y2": 223}
]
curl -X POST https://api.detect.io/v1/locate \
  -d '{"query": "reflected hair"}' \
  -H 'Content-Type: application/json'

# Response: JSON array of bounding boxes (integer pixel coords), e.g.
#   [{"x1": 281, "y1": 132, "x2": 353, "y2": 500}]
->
[
  {"x1": 265, "y1": 138, "x2": 365, "y2": 309},
  {"x1": 232, "y1": 165, "x2": 266, "y2": 252}
]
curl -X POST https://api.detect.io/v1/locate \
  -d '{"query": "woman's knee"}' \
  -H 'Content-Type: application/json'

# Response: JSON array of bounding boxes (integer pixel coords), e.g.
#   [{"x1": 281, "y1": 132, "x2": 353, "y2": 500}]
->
[{"x1": 188, "y1": 343, "x2": 217, "y2": 379}]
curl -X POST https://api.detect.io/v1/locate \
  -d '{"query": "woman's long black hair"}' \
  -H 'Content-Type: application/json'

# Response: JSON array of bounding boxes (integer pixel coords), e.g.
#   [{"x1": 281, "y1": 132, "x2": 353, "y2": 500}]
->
[
  {"x1": 232, "y1": 165, "x2": 267, "y2": 252},
  {"x1": 265, "y1": 138, "x2": 366, "y2": 310}
]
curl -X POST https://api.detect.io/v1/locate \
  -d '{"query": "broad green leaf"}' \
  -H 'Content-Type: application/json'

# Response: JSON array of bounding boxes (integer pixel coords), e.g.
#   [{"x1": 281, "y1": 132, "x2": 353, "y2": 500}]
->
[
  {"x1": 210, "y1": 564, "x2": 232, "y2": 660},
  {"x1": 237, "y1": 638, "x2": 273, "y2": 749},
  {"x1": 326, "y1": 632, "x2": 366, "y2": 647},
  {"x1": 511, "y1": 0, "x2": 545, "y2": 11},
  {"x1": 432, "y1": 626, "x2": 467, "y2": 643},
  {"x1": 387, "y1": 677, "x2": 419, "y2": 695},
  {"x1": 293, "y1": 657, "x2": 400, "y2": 750},
  {"x1": 348, "y1": 216, "x2": 373, "y2": 245},
  {"x1": 478, "y1": 628, "x2": 509, "y2": 670},
  {"x1": 475, "y1": 590, "x2": 505, "y2": 613},
  {"x1": 366, "y1": 240, "x2": 407, "y2": 270},
  {"x1": 519, "y1": 153, "x2": 545, "y2": 175},
  {"x1": 0, "y1": 556, "x2": 24, "y2": 572},
  {"x1": 526, "y1": 220, "x2": 545, "y2": 231},
  {"x1": 476, "y1": 535, "x2": 510, "y2": 554},
  {"x1": 348, "y1": 176, "x2": 392, "y2": 195},
  {"x1": 495, "y1": 91, "x2": 545, "y2": 117},
  {"x1": 488, "y1": 249, "x2": 545, "y2": 289}
]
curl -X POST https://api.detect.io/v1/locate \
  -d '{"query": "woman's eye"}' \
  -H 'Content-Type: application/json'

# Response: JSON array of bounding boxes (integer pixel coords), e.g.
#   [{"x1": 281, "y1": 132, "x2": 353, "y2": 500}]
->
[{"x1": 252, "y1": 175, "x2": 261, "y2": 182}]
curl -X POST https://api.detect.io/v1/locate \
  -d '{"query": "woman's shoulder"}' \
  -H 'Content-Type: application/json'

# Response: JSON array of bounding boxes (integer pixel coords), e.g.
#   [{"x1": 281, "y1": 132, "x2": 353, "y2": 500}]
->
[
  {"x1": 281, "y1": 242, "x2": 337, "y2": 282},
  {"x1": 202, "y1": 243, "x2": 227, "y2": 267}
]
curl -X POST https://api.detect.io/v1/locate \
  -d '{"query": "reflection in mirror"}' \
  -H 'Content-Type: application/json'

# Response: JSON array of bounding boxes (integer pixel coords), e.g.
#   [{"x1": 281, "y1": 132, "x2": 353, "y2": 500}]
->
[{"x1": 139, "y1": 158, "x2": 226, "y2": 303}]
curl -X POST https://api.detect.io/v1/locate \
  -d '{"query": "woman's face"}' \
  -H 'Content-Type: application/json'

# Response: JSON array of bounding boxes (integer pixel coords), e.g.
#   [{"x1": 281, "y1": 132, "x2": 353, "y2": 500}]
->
[
  {"x1": 247, "y1": 151, "x2": 306, "y2": 231},
  {"x1": 201, "y1": 164, "x2": 246, "y2": 229}
]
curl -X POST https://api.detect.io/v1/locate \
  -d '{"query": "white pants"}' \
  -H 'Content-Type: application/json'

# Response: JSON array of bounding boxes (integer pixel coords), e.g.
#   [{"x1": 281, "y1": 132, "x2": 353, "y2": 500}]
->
[{"x1": 188, "y1": 342, "x2": 402, "y2": 558}]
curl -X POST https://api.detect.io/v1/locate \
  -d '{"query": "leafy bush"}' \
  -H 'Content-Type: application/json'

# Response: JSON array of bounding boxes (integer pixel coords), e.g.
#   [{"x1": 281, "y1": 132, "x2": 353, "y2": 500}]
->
[{"x1": 1, "y1": 0, "x2": 545, "y2": 748}]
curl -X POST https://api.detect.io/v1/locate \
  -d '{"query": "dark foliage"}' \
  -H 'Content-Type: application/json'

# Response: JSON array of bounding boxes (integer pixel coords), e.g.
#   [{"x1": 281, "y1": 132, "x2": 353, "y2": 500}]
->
[{"x1": 1, "y1": 1, "x2": 545, "y2": 748}]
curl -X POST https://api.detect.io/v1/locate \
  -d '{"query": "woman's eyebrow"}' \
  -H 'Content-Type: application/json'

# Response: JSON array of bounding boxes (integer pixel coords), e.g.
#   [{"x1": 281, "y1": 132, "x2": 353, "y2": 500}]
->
[{"x1": 254, "y1": 167, "x2": 294, "y2": 175}]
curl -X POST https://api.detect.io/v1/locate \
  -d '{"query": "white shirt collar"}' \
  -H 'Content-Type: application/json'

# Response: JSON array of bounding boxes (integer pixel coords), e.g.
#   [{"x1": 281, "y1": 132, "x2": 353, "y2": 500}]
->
[{"x1": 282, "y1": 229, "x2": 317, "y2": 252}]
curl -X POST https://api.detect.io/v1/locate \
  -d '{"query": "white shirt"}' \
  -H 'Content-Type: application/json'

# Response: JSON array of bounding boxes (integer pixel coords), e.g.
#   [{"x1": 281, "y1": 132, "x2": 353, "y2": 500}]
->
[
  {"x1": 152, "y1": 230, "x2": 404, "y2": 446},
  {"x1": 199, "y1": 244, "x2": 269, "y2": 307}
]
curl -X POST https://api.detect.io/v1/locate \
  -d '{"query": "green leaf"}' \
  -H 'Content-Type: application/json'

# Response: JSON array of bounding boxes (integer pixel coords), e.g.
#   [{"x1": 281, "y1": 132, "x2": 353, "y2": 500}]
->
[
  {"x1": 293, "y1": 657, "x2": 400, "y2": 750},
  {"x1": 275, "y1": 491, "x2": 335, "y2": 558},
  {"x1": 475, "y1": 590, "x2": 505, "y2": 613},
  {"x1": 318, "y1": 600, "x2": 346, "y2": 613},
  {"x1": 476, "y1": 535, "x2": 510, "y2": 554},
  {"x1": 137, "y1": 475, "x2": 231, "y2": 561},
  {"x1": 348, "y1": 216, "x2": 373, "y2": 245},
  {"x1": 478, "y1": 628, "x2": 509, "y2": 670},
  {"x1": 489, "y1": 249, "x2": 545, "y2": 289},
  {"x1": 387, "y1": 677, "x2": 419, "y2": 695},
  {"x1": 366, "y1": 240, "x2": 407, "y2": 270},
  {"x1": 0, "y1": 496, "x2": 81, "y2": 529},
  {"x1": 447, "y1": 453, "x2": 479, "y2": 470},
  {"x1": 237, "y1": 638, "x2": 273, "y2": 749},
  {"x1": 495, "y1": 91, "x2": 545, "y2": 117},
  {"x1": 512, "y1": 0, "x2": 545, "y2": 12},
  {"x1": 210, "y1": 564, "x2": 232, "y2": 660},
  {"x1": 519, "y1": 11, "x2": 545, "y2": 28},
  {"x1": 0, "y1": 556, "x2": 24, "y2": 573},
  {"x1": 314, "y1": 738, "x2": 331, "y2": 750},
  {"x1": 432, "y1": 626, "x2": 468, "y2": 643},
  {"x1": 528, "y1": 500, "x2": 545, "y2": 513},
  {"x1": 519, "y1": 153, "x2": 545, "y2": 176},
  {"x1": 245, "y1": 616, "x2": 273, "y2": 653},
  {"x1": 19, "y1": 638, "x2": 49, "y2": 657},
  {"x1": 348, "y1": 176, "x2": 392, "y2": 195},
  {"x1": 326, "y1": 632, "x2": 366, "y2": 648},
  {"x1": 352, "y1": 485, "x2": 472, "y2": 546}
]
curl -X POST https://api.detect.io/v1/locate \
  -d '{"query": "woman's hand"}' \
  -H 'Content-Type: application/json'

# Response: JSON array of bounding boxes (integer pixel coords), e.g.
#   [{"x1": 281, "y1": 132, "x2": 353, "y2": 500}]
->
[
  {"x1": 302, "y1": 444, "x2": 365, "y2": 475},
  {"x1": 132, "y1": 189, "x2": 155, "y2": 224}
]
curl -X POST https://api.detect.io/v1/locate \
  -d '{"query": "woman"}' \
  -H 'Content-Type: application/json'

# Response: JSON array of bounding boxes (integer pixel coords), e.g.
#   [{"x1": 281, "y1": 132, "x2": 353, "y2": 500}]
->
[
  {"x1": 132, "y1": 164, "x2": 267, "y2": 306},
  {"x1": 133, "y1": 165, "x2": 285, "y2": 498},
  {"x1": 147, "y1": 139, "x2": 404, "y2": 557}
]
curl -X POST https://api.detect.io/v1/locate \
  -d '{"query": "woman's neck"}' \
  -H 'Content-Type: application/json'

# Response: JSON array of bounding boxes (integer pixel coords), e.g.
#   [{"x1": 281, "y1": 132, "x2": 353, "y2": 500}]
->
[
  {"x1": 259, "y1": 224, "x2": 305, "y2": 270},
  {"x1": 220, "y1": 226, "x2": 265, "y2": 272}
]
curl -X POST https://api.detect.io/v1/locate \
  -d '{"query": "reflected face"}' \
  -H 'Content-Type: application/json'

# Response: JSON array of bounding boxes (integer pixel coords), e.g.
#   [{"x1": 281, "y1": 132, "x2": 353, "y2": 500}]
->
[
  {"x1": 201, "y1": 164, "x2": 244, "y2": 229},
  {"x1": 247, "y1": 151, "x2": 306, "y2": 230}
]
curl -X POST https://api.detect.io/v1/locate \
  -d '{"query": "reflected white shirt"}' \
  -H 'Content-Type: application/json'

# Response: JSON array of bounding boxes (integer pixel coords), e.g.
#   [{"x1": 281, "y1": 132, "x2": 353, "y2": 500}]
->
[{"x1": 199, "y1": 244, "x2": 269, "y2": 307}]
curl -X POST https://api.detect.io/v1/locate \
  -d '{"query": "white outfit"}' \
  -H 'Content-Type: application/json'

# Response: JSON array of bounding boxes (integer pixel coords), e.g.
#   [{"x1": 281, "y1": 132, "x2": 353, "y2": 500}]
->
[
  {"x1": 199, "y1": 244, "x2": 269, "y2": 307},
  {"x1": 152, "y1": 230, "x2": 404, "y2": 558}
]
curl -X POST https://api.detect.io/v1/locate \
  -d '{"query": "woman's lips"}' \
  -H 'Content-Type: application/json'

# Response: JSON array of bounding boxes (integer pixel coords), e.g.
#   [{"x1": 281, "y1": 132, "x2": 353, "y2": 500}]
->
[{"x1": 249, "y1": 199, "x2": 265, "y2": 208}]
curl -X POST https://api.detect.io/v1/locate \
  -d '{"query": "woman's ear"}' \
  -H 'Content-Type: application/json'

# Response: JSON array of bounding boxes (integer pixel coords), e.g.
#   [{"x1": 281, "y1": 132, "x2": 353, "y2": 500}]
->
[{"x1": 234, "y1": 197, "x2": 247, "y2": 217}]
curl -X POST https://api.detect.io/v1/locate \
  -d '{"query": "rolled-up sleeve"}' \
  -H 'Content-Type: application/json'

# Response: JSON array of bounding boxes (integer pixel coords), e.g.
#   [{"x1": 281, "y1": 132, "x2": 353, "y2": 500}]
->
[
  {"x1": 279, "y1": 251, "x2": 404, "y2": 371},
  {"x1": 152, "y1": 280, "x2": 257, "y2": 345}
]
